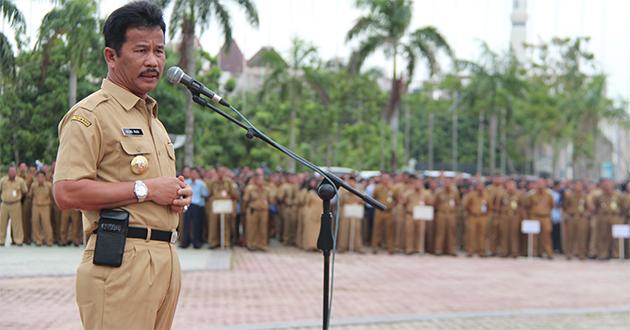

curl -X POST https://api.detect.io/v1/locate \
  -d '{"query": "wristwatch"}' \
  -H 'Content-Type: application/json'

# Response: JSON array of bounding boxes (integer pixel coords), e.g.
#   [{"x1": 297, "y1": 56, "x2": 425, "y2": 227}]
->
[{"x1": 134, "y1": 180, "x2": 148, "y2": 203}]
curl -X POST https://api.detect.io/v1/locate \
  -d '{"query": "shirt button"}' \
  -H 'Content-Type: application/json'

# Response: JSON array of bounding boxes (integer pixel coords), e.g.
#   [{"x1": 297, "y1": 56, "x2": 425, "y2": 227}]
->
[{"x1": 136, "y1": 147, "x2": 141, "y2": 152}]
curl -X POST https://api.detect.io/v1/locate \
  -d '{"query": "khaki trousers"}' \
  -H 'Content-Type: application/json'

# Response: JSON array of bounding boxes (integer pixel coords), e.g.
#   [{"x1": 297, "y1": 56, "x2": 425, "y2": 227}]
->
[
  {"x1": 22, "y1": 197, "x2": 32, "y2": 244},
  {"x1": 283, "y1": 205, "x2": 297, "y2": 246},
  {"x1": 488, "y1": 214, "x2": 500, "y2": 254},
  {"x1": 31, "y1": 204, "x2": 53, "y2": 246},
  {"x1": 60, "y1": 210, "x2": 82, "y2": 245},
  {"x1": 588, "y1": 215, "x2": 598, "y2": 257},
  {"x1": 466, "y1": 215, "x2": 488, "y2": 256},
  {"x1": 393, "y1": 204, "x2": 406, "y2": 251},
  {"x1": 338, "y1": 216, "x2": 364, "y2": 253},
  {"x1": 597, "y1": 216, "x2": 623, "y2": 259},
  {"x1": 404, "y1": 215, "x2": 426, "y2": 254},
  {"x1": 246, "y1": 209, "x2": 268, "y2": 250},
  {"x1": 435, "y1": 212, "x2": 457, "y2": 255},
  {"x1": 209, "y1": 212, "x2": 232, "y2": 248},
  {"x1": 77, "y1": 237, "x2": 181, "y2": 329},
  {"x1": 532, "y1": 216, "x2": 553, "y2": 257},
  {"x1": 497, "y1": 215, "x2": 521, "y2": 257},
  {"x1": 371, "y1": 210, "x2": 394, "y2": 253},
  {"x1": 0, "y1": 202, "x2": 23, "y2": 245},
  {"x1": 566, "y1": 214, "x2": 589, "y2": 259}
]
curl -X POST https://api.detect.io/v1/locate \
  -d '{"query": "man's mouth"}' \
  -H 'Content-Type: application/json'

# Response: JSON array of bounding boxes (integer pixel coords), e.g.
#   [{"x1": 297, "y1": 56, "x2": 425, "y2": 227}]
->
[{"x1": 140, "y1": 71, "x2": 160, "y2": 80}]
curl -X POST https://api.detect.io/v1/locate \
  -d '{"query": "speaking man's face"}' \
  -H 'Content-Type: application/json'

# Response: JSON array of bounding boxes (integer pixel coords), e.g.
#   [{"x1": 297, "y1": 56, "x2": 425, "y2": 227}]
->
[{"x1": 106, "y1": 26, "x2": 165, "y2": 98}]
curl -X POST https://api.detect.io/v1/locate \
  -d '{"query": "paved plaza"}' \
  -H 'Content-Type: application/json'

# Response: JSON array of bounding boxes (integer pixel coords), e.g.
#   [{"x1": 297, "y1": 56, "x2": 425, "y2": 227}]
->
[{"x1": 0, "y1": 243, "x2": 629, "y2": 329}]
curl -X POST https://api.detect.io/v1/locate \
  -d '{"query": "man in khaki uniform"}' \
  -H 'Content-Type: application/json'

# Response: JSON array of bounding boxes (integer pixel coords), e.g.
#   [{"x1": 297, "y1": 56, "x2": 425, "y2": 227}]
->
[
  {"x1": 282, "y1": 175, "x2": 300, "y2": 246},
  {"x1": 434, "y1": 178, "x2": 460, "y2": 256},
  {"x1": 403, "y1": 177, "x2": 433, "y2": 254},
  {"x1": 0, "y1": 165, "x2": 28, "y2": 245},
  {"x1": 525, "y1": 179, "x2": 555, "y2": 259},
  {"x1": 371, "y1": 174, "x2": 395, "y2": 254},
  {"x1": 52, "y1": 2, "x2": 192, "y2": 329},
  {"x1": 29, "y1": 171, "x2": 54, "y2": 246},
  {"x1": 338, "y1": 177, "x2": 365, "y2": 253},
  {"x1": 243, "y1": 174, "x2": 271, "y2": 251},
  {"x1": 463, "y1": 181, "x2": 490, "y2": 257},
  {"x1": 496, "y1": 180, "x2": 524, "y2": 258},
  {"x1": 392, "y1": 174, "x2": 408, "y2": 253},
  {"x1": 593, "y1": 179, "x2": 624, "y2": 259},
  {"x1": 562, "y1": 181, "x2": 589, "y2": 260},
  {"x1": 207, "y1": 167, "x2": 238, "y2": 248},
  {"x1": 486, "y1": 177, "x2": 505, "y2": 256},
  {"x1": 19, "y1": 163, "x2": 34, "y2": 245}
]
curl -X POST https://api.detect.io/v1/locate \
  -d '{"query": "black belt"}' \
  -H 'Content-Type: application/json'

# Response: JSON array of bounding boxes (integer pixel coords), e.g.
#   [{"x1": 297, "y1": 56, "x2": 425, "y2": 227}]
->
[{"x1": 94, "y1": 226, "x2": 178, "y2": 243}]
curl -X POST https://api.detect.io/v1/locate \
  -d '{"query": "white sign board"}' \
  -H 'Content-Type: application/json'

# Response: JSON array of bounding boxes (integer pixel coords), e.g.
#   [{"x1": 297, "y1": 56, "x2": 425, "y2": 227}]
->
[
  {"x1": 413, "y1": 206, "x2": 434, "y2": 221},
  {"x1": 212, "y1": 199, "x2": 233, "y2": 214},
  {"x1": 521, "y1": 220, "x2": 541, "y2": 234},
  {"x1": 344, "y1": 204, "x2": 364, "y2": 219},
  {"x1": 612, "y1": 224, "x2": 630, "y2": 239}
]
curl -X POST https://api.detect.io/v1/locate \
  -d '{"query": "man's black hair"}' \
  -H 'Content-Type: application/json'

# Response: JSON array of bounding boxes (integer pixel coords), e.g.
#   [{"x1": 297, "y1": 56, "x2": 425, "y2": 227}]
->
[{"x1": 103, "y1": 1, "x2": 166, "y2": 55}]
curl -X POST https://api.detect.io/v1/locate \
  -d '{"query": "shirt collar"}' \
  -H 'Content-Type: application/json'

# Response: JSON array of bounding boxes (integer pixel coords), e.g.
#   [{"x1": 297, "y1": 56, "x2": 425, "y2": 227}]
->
[{"x1": 101, "y1": 79, "x2": 158, "y2": 116}]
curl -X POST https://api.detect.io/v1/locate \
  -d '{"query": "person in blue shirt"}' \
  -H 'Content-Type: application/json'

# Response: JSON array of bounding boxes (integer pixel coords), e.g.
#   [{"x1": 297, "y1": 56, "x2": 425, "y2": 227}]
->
[{"x1": 181, "y1": 168, "x2": 209, "y2": 248}]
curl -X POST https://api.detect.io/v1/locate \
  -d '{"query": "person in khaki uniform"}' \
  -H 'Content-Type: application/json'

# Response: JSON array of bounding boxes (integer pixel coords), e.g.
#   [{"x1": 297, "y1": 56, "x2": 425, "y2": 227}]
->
[
  {"x1": 562, "y1": 181, "x2": 589, "y2": 260},
  {"x1": 18, "y1": 163, "x2": 34, "y2": 245},
  {"x1": 403, "y1": 177, "x2": 433, "y2": 254},
  {"x1": 337, "y1": 177, "x2": 365, "y2": 253},
  {"x1": 52, "y1": 3, "x2": 193, "y2": 329},
  {"x1": 486, "y1": 177, "x2": 505, "y2": 256},
  {"x1": 59, "y1": 209, "x2": 83, "y2": 246},
  {"x1": 586, "y1": 184, "x2": 602, "y2": 258},
  {"x1": 462, "y1": 181, "x2": 490, "y2": 257},
  {"x1": 282, "y1": 175, "x2": 300, "y2": 246},
  {"x1": 496, "y1": 180, "x2": 524, "y2": 258},
  {"x1": 207, "y1": 168, "x2": 238, "y2": 248},
  {"x1": 434, "y1": 178, "x2": 460, "y2": 256},
  {"x1": 593, "y1": 179, "x2": 624, "y2": 260},
  {"x1": 371, "y1": 174, "x2": 395, "y2": 254},
  {"x1": 243, "y1": 174, "x2": 271, "y2": 251},
  {"x1": 0, "y1": 165, "x2": 28, "y2": 245},
  {"x1": 28, "y1": 171, "x2": 54, "y2": 246},
  {"x1": 391, "y1": 174, "x2": 408, "y2": 253},
  {"x1": 300, "y1": 177, "x2": 323, "y2": 251},
  {"x1": 525, "y1": 179, "x2": 555, "y2": 259}
]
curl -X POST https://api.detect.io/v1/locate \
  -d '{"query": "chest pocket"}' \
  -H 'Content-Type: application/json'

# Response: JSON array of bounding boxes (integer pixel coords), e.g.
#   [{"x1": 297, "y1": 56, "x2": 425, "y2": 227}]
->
[{"x1": 119, "y1": 139, "x2": 154, "y2": 180}]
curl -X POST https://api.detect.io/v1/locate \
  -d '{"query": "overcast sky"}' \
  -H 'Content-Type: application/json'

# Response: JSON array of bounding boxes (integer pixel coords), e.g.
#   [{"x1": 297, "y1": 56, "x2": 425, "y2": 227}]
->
[{"x1": 4, "y1": 0, "x2": 630, "y2": 101}]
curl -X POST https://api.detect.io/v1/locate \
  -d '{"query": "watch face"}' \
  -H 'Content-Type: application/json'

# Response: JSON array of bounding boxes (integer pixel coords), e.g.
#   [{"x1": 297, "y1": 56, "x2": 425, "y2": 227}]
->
[{"x1": 136, "y1": 182, "x2": 148, "y2": 197}]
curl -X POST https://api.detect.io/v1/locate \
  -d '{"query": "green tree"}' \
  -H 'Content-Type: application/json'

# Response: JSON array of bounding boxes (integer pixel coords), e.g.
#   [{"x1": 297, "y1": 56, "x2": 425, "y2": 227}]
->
[
  {"x1": 37, "y1": 0, "x2": 99, "y2": 108},
  {"x1": 159, "y1": 0, "x2": 259, "y2": 167},
  {"x1": 346, "y1": 0, "x2": 452, "y2": 171},
  {"x1": 0, "y1": 0, "x2": 25, "y2": 79}
]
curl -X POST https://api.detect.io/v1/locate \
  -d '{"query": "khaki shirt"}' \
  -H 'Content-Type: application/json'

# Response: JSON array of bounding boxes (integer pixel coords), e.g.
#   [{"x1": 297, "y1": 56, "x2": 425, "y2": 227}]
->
[
  {"x1": 0, "y1": 176, "x2": 28, "y2": 203},
  {"x1": 373, "y1": 184, "x2": 395, "y2": 210},
  {"x1": 593, "y1": 191, "x2": 624, "y2": 217},
  {"x1": 526, "y1": 190, "x2": 554, "y2": 217},
  {"x1": 243, "y1": 184, "x2": 270, "y2": 211},
  {"x1": 29, "y1": 181, "x2": 53, "y2": 206},
  {"x1": 562, "y1": 191, "x2": 588, "y2": 216},
  {"x1": 463, "y1": 190, "x2": 491, "y2": 216},
  {"x1": 208, "y1": 179, "x2": 238, "y2": 201},
  {"x1": 434, "y1": 187, "x2": 460, "y2": 215},
  {"x1": 403, "y1": 189, "x2": 433, "y2": 214},
  {"x1": 497, "y1": 191, "x2": 524, "y2": 217},
  {"x1": 54, "y1": 79, "x2": 177, "y2": 234}
]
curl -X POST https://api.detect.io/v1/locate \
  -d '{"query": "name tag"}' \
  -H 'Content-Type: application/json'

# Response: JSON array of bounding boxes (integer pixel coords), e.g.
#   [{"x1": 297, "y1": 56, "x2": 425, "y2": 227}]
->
[
  {"x1": 122, "y1": 128, "x2": 144, "y2": 136},
  {"x1": 12, "y1": 190, "x2": 17, "y2": 197}
]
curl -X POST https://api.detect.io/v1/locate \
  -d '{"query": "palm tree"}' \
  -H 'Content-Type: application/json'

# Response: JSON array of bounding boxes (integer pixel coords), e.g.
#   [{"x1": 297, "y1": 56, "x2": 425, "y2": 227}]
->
[
  {"x1": 346, "y1": 0, "x2": 452, "y2": 171},
  {"x1": 158, "y1": 0, "x2": 259, "y2": 167},
  {"x1": 37, "y1": 0, "x2": 98, "y2": 108},
  {"x1": 258, "y1": 37, "x2": 319, "y2": 172},
  {"x1": 0, "y1": 0, "x2": 25, "y2": 80}
]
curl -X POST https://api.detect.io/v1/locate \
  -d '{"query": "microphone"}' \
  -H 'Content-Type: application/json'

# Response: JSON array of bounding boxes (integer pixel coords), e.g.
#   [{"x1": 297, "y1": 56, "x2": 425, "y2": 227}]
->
[{"x1": 166, "y1": 66, "x2": 229, "y2": 106}]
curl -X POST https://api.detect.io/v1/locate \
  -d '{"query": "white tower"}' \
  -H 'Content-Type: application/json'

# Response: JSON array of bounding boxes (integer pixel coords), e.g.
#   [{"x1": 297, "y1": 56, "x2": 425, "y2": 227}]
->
[{"x1": 510, "y1": 0, "x2": 527, "y2": 62}]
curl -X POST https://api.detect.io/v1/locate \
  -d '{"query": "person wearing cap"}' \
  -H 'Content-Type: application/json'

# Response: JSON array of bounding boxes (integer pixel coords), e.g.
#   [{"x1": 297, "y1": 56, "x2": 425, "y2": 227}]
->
[{"x1": 52, "y1": 2, "x2": 192, "y2": 328}]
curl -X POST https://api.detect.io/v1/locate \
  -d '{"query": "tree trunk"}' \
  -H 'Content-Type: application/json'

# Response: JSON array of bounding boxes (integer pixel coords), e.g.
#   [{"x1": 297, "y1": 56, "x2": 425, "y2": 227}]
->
[
  {"x1": 390, "y1": 106, "x2": 400, "y2": 172},
  {"x1": 68, "y1": 65, "x2": 77, "y2": 107},
  {"x1": 476, "y1": 110, "x2": 485, "y2": 176},
  {"x1": 404, "y1": 103, "x2": 410, "y2": 164},
  {"x1": 500, "y1": 109, "x2": 507, "y2": 175},
  {"x1": 288, "y1": 82, "x2": 297, "y2": 173},
  {"x1": 452, "y1": 96, "x2": 458, "y2": 172},
  {"x1": 180, "y1": 21, "x2": 196, "y2": 167},
  {"x1": 488, "y1": 113, "x2": 497, "y2": 175},
  {"x1": 427, "y1": 112, "x2": 434, "y2": 171}
]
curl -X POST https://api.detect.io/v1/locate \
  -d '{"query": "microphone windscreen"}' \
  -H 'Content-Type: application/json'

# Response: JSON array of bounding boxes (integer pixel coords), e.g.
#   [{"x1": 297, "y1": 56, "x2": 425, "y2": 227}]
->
[{"x1": 166, "y1": 66, "x2": 183, "y2": 84}]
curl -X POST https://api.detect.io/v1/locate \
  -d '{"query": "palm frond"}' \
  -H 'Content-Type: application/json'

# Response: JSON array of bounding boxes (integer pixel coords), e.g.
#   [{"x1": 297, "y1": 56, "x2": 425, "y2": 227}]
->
[{"x1": 233, "y1": 0, "x2": 259, "y2": 27}]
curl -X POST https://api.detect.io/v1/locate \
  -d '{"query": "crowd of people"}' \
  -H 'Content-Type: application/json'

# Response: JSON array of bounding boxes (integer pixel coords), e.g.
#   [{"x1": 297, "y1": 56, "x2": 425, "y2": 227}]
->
[{"x1": 1, "y1": 162, "x2": 629, "y2": 260}]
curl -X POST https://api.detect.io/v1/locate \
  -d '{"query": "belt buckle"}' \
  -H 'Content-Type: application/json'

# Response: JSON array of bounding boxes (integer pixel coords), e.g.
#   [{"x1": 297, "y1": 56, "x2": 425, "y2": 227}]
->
[{"x1": 170, "y1": 231, "x2": 178, "y2": 244}]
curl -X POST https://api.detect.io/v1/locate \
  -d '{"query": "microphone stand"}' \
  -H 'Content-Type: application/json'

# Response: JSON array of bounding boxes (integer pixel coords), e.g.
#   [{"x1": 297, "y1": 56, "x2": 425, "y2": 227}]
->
[{"x1": 190, "y1": 93, "x2": 385, "y2": 330}]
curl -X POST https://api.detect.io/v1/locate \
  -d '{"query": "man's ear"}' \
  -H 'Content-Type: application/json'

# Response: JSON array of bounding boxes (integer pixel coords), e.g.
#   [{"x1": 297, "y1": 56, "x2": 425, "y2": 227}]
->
[{"x1": 104, "y1": 47, "x2": 117, "y2": 67}]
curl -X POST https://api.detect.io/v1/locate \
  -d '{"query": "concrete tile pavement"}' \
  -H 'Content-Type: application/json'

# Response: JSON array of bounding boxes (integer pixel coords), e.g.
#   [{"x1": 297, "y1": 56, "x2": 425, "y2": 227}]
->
[{"x1": 0, "y1": 244, "x2": 629, "y2": 329}]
